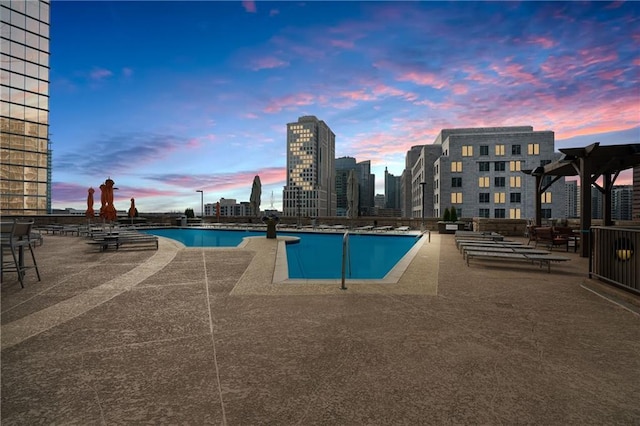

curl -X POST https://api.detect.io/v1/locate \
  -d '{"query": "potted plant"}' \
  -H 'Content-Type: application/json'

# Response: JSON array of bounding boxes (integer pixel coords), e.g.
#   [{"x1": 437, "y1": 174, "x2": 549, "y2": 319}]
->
[
  {"x1": 262, "y1": 214, "x2": 280, "y2": 239},
  {"x1": 438, "y1": 206, "x2": 464, "y2": 234}
]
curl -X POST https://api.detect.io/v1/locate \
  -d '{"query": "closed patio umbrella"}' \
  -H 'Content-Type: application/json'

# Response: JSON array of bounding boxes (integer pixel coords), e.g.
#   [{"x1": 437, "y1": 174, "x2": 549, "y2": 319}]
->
[
  {"x1": 128, "y1": 198, "x2": 137, "y2": 218},
  {"x1": 85, "y1": 187, "x2": 95, "y2": 219},
  {"x1": 103, "y1": 178, "x2": 118, "y2": 222},
  {"x1": 249, "y1": 175, "x2": 262, "y2": 217}
]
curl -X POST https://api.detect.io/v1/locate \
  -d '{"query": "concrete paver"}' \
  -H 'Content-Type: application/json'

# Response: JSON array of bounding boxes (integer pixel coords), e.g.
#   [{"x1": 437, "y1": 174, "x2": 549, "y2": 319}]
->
[{"x1": 1, "y1": 232, "x2": 638, "y2": 425}]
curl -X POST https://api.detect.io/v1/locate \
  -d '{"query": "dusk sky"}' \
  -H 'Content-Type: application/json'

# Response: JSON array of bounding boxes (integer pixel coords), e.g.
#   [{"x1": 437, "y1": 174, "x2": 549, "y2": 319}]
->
[{"x1": 50, "y1": 1, "x2": 640, "y2": 213}]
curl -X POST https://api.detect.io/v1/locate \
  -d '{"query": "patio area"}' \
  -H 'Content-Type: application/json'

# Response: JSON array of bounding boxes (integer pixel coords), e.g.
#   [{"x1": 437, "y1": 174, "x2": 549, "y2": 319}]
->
[{"x1": 1, "y1": 232, "x2": 639, "y2": 424}]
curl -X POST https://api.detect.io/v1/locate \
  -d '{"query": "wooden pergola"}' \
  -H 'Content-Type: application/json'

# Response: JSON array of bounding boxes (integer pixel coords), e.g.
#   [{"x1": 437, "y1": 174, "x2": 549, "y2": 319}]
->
[{"x1": 523, "y1": 143, "x2": 640, "y2": 257}]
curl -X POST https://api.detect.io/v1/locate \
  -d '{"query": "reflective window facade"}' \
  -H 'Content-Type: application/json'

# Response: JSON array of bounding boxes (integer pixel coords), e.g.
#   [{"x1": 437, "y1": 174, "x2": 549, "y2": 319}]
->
[
  {"x1": 1, "y1": 0, "x2": 51, "y2": 215},
  {"x1": 283, "y1": 116, "x2": 336, "y2": 218}
]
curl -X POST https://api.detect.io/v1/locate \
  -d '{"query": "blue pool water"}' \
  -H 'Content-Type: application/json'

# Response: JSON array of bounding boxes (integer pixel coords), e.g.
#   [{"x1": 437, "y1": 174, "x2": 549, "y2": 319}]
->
[{"x1": 140, "y1": 228, "x2": 420, "y2": 279}]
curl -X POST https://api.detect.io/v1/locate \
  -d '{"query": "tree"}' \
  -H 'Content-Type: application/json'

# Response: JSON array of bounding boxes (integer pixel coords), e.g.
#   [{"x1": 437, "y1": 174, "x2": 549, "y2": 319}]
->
[
  {"x1": 443, "y1": 207, "x2": 451, "y2": 222},
  {"x1": 184, "y1": 208, "x2": 195, "y2": 218},
  {"x1": 449, "y1": 206, "x2": 458, "y2": 222}
]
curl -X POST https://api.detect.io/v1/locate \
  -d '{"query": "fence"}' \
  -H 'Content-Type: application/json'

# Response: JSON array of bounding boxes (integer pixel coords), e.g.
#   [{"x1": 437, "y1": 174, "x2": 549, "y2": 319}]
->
[{"x1": 590, "y1": 226, "x2": 640, "y2": 295}]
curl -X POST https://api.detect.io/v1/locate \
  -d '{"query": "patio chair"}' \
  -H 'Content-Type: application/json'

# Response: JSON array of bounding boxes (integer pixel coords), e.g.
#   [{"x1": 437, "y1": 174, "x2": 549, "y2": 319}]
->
[{"x1": 1, "y1": 220, "x2": 41, "y2": 287}]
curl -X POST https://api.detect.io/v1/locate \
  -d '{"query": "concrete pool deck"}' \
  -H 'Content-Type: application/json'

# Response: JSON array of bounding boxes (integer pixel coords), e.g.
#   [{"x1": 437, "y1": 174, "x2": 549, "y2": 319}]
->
[{"x1": 1, "y1": 231, "x2": 639, "y2": 424}]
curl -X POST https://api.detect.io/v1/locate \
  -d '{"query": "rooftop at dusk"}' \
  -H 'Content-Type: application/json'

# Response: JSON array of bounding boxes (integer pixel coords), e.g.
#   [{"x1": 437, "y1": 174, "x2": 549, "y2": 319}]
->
[{"x1": 49, "y1": 1, "x2": 639, "y2": 213}]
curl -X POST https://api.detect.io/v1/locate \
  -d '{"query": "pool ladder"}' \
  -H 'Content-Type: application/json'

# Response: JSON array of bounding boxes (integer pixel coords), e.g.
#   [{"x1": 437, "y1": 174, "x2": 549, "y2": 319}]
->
[{"x1": 341, "y1": 231, "x2": 351, "y2": 290}]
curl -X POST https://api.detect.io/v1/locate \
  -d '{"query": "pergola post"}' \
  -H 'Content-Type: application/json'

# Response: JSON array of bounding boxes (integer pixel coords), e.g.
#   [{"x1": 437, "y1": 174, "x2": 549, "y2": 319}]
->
[{"x1": 579, "y1": 157, "x2": 592, "y2": 258}]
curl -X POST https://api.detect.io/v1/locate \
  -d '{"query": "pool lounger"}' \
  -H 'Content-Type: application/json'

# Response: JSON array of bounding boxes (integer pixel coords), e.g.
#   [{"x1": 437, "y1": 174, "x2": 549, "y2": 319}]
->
[
  {"x1": 461, "y1": 246, "x2": 552, "y2": 260},
  {"x1": 88, "y1": 234, "x2": 159, "y2": 251},
  {"x1": 464, "y1": 250, "x2": 570, "y2": 273}
]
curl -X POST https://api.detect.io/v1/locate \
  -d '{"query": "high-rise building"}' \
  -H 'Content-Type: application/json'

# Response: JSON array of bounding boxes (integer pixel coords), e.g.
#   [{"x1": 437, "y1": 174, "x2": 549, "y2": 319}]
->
[
  {"x1": 426, "y1": 126, "x2": 564, "y2": 220},
  {"x1": 401, "y1": 145, "x2": 424, "y2": 218},
  {"x1": 565, "y1": 180, "x2": 578, "y2": 218},
  {"x1": 283, "y1": 116, "x2": 336, "y2": 218},
  {"x1": 384, "y1": 167, "x2": 401, "y2": 209},
  {"x1": 355, "y1": 160, "x2": 374, "y2": 216},
  {"x1": 612, "y1": 185, "x2": 633, "y2": 221},
  {"x1": 1, "y1": 0, "x2": 51, "y2": 215},
  {"x1": 335, "y1": 156, "x2": 356, "y2": 217},
  {"x1": 410, "y1": 144, "x2": 440, "y2": 218},
  {"x1": 591, "y1": 186, "x2": 603, "y2": 219}
]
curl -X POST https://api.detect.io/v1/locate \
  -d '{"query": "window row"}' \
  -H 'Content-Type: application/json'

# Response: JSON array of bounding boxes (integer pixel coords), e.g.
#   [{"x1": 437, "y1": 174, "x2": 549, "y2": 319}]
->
[
  {"x1": 478, "y1": 208, "x2": 522, "y2": 219},
  {"x1": 4, "y1": 56, "x2": 50, "y2": 79},
  {"x1": 0, "y1": 134, "x2": 48, "y2": 152},
  {"x1": 1, "y1": 1, "x2": 49, "y2": 22},
  {"x1": 451, "y1": 160, "x2": 522, "y2": 172},
  {"x1": 1, "y1": 102, "x2": 49, "y2": 123},
  {"x1": 0, "y1": 28, "x2": 49, "y2": 53},
  {"x1": 2, "y1": 7, "x2": 50, "y2": 37},
  {"x1": 0, "y1": 40, "x2": 49, "y2": 67},
  {"x1": 1, "y1": 87, "x2": 48, "y2": 110},
  {"x1": 0, "y1": 117, "x2": 48, "y2": 137},
  {"x1": 0, "y1": 165, "x2": 48, "y2": 182},
  {"x1": 2, "y1": 69, "x2": 50, "y2": 92},
  {"x1": 451, "y1": 192, "x2": 553, "y2": 204},
  {"x1": 460, "y1": 144, "x2": 541, "y2": 157}
]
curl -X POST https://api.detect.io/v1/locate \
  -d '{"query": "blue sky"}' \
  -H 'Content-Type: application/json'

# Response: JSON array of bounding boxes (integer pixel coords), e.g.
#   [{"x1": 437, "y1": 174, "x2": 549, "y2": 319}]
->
[{"x1": 50, "y1": 1, "x2": 640, "y2": 213}]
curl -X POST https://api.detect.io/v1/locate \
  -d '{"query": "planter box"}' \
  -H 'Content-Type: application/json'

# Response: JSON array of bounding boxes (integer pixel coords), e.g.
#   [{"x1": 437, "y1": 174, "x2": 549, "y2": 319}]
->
[{"x1": 438, "y1": 221, "x2": 465, "y2": 234}]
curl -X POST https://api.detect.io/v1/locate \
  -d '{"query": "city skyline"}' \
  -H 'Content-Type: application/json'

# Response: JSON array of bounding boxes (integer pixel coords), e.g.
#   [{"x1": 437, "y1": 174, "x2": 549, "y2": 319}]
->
[{"x1": 50, "y1": 1, "x2": 639, "y2": 213}]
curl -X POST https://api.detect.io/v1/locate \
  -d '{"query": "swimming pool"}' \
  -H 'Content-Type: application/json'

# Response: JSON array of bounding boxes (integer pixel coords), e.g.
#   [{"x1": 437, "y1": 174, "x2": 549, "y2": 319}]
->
[{"x1": 140, "y1": 228, "x2": 422, "y2": 280}]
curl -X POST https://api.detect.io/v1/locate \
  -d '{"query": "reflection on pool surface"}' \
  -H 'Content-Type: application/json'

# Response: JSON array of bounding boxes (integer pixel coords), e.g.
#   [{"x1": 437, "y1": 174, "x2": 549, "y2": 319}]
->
[{"x1": 141, "y1": 228, "x2": 421, "y2": 280}]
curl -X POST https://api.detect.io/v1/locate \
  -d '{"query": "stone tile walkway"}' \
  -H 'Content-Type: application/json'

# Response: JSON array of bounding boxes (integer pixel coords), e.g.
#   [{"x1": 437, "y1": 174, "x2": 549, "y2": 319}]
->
[{"x1": 1, "y1": 232, "x2": 639, "y2": 424}]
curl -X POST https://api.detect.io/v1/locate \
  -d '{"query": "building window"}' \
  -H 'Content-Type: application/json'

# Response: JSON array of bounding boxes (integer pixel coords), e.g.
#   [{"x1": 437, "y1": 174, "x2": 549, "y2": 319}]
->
[
  {"x1": 495, "y1": 144, "x2": 505, "y2": 156},
  {"x1": 479, "y1": 162, "x2": 490, "y2": 172},
  {"x1": 528, "y1": 143, "x2": 540, "y2": 155},
  {"x1": 541, "y1": 192, "x2": 552, "y2": 203},
  {"x1": 509, "y1": 160, "x2": 521, "y2": 172},
  {"x1": 479, "y1": 145, "x2": 489, "y2": 156},
  {"x1": 494, "y1": 208, "x2": 506, "y2": 218},
  {"x1": 494, "y1": 176, "x2": 506, "y2": 187},
  {"x1": 509, "y1": 176, "x2": 521, "y2": 188},
  {"x1": 510, "y1": 192, "x2": 521, "y2": 203},
  {"x1": 462, "y1": 146, "x2": 473, "y2": 157},
  {"x1": 541, "y1": 208, "x2": 552, "y2": 219},
  {"x1": 494, "y1": 192, "x2": 505, "y2": 203},
  {"x1": 511, "y1": 144, "x2": 521, "y2": 155},
  {"x1": 494, "y1": 161, "x2": 505, "y2": 172},
  {"x1": 451, "y1": 177, "x2": 462, "y2": 187},
  {"x1": 478, "y1": 176, "x2": 490, "y2": 187},
  {"x1": 509, "y1": 208, "x2": 521, "y2": 219},
  {"x1": 479, "y1": 208, "x2": 490, "y2": 218},
  {"x1": 479, "y1": 193, "x2": 490, "y2": 203},
  {"x1": 451, "y1": 161, "x2": 462, "y2": 172},
  {"x1": 451, "y1": 193, "x2": 463, "y2": 204}
]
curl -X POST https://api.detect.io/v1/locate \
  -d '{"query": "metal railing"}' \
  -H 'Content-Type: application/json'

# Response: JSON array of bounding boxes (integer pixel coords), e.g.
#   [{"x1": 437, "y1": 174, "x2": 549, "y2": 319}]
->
[
  {"x1": 341, "y1": 231, "x2": 350, "y2": 290},
  {"x1": 590, "y1": 226, "x2": 640, "y2": 295}
]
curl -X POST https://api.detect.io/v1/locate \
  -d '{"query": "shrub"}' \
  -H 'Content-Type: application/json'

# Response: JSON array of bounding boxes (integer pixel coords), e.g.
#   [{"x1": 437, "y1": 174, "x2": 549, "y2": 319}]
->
[
  {"x1": 443, "y1": 207, "x2": 451, "y2": 222},
  {"x1": 450, "y1": 207, "x2": 458, "y2": 222},
  {"x1": 184, "y1": 208, "x2": 195, "y2": 218}
]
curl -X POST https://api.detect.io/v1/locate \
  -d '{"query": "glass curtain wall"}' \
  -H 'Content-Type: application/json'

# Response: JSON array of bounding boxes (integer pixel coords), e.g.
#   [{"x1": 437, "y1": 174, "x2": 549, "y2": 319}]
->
[{"x1": 1, "y1": 0, "x2": 51, "y2": 215}]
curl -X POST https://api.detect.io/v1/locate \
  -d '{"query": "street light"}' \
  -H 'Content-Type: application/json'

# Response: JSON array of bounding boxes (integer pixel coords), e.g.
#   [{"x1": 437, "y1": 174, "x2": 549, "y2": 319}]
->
[
  {"x1": 196, "y1": 190, "x2": 203, "y2": 219},
  {"x1": 419, "y1": 182, "x2": 426, "y2": 231}
]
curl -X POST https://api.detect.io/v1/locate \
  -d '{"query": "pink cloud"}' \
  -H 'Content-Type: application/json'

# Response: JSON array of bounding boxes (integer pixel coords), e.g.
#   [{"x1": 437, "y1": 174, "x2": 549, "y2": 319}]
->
[
  {"x1": 527, "y1": 36, "x2": 556, "y2": 49},
  {"x1": 90, "y1": 68, "x2": 113, "y2": 80},
  {"x1": 263, "y1": 92, "x2": 315, "y2": 113},
  {"x1": 396, "y1": 71, "x2": 448, "y2": 89},
  {"x1": 250, "y1": 56, "x2": 289, "y2": 71},
  {"x1": 242, "y1": 1, "x2": 256, "y2": 13},
  {"x1": 330, "y1": 39, "x2": 354, "y2": 49}
]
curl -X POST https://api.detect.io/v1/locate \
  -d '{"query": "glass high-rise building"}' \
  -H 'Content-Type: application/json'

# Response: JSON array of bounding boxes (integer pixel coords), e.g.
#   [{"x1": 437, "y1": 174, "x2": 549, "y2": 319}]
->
[
  {"x1": 283, "y1": 116, "x2": 336, "y2": 218},
  {"x1": 1, "y1": 0, "x2": 51, "y2": 215}
]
